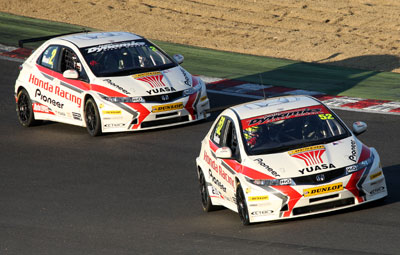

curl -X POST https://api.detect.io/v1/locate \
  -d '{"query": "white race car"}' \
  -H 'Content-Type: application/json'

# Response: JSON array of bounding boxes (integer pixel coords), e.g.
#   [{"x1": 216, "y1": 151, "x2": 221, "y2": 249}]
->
[
  {"x1": 196, "y1": 95, "x2": 387, "y2": 225},
  {"x1": 15, "y1": 31, "x2": 210, "y2": 136}
]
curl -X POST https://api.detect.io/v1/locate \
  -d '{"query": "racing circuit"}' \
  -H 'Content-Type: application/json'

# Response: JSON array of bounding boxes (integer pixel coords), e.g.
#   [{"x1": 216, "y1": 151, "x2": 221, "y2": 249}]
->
[{"x1": 1, "y1": 56, "x2": 400, "y2": 254}]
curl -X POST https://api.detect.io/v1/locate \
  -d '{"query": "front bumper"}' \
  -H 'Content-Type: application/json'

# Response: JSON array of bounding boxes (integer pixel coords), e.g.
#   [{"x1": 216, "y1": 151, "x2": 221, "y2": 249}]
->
[
  {"x1": 242, "y1": 154, "x2": 387, "y2": 223},
  {"x1": 98, "y1": 92, "x2": 210, "y2": 133}
]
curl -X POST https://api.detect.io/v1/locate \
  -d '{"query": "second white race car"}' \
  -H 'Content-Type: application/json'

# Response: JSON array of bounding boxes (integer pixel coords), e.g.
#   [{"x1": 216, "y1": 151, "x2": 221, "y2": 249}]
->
[
  {"x1": 196, "y1": 95, "x2": 387, "y2": 225},
  {"x1": 15, "y1": 31, "x2": 210, "y2": 136}
]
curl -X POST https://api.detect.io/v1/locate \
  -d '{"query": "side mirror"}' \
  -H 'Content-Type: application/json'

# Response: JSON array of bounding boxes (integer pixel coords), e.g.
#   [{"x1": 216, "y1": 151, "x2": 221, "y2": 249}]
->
[
  {"x1": 63, "y1": 69, "x2": 79, "y2": 79},
  {"x1": 173, "y1": 54, "x2": 184, "y2": 64},
  {"x1": 215, "y1": 147, "x2": 232, "y2": 159},
  {"x1": 352, "y1": 121, "x2": 367, "y2": 136}
]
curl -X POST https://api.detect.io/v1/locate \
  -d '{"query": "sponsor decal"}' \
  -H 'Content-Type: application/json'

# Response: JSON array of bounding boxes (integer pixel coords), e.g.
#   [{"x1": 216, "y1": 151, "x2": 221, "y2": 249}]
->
[
  {"x1": 102, "y1": 110, "x2": 122, "y2": 115},
  {"x1": 138, "y1": 76, "x2": 165, "y2": 88},
  {"x1": 280, "y1": 179, "x2": 292, "y2": 185},
  {"x1": 289, "y1": 145, "x2": 325, "y2": 166},
  {"x1": 204, "y1": 151, "x2": 234, "y2": 188},
  {"x1": 254, "y1": 158, "x2": 280, "y2": 177},
  {"x1": 180, "y1": 68, "x2": 191, "y2": 86},
  {"x1": 132, "y1": 71, "x2": 162, "y2": 79},
  {"x1": 28, "y1": 74, "x2": 82, "y2": 108},
  {"x1": 55, "y1": 111, "x2": 66, "y2": 117},
  {"x1": 248, "y1": 196, "x2": 269, "y2": 201},
  {"x1": 152, "y1": 102, "x2": 183, "y2": 113},
  {"x1": 244, "y1": 105, "x2": 324, "y2": 128},
  {"x1": 369, "y1": 186, "x2": 385, "y2": 195},
  {"x1": 210, "y1": 186, "x2": 220, "y2": 196},
  {"x1": 104, "y1": 123, "x2": 125, "y2": 129},
  {"x1": 371, "y1": 178, "x2": 384, "y2": 186},
  {"x1": 146, "y1": 86, "x2": 176, "y2": 95},
  {"x1": 32, "y1": 102, "x2": 54, "y2": 114},
  {"x1": 209, "y1": 169, "x2": 227, "y2": 193},
  {"x1": 303, "y1": 182, "x2": 343, "y2": 197},
  {"x1": 103, "y1": 79, "x2": 130, "y2": 95},
  {"x1": 251, "y1": 210, "x2": 274, "y2": 216},
  {"x1": 349, "y1": 140, "x2": 357, "y2": 162},
  {"x1": 133, "y1": 71, "x2": 166, "y2": 88},
  {"x1": 35, "y1": 89, "x2": 64, "y2": 109},
  {"x1": 370, "y1": 171, "x2": 382, "y2": 180},
  {"x1": 298, "y1": 163, "x2": 336, "y2": 175},
  {"x1": 86, "y1": 41, "x2": 146, "y2": 53},
  {"x1": 72, "y1": 112, "x2": 82, "y2": 121}
]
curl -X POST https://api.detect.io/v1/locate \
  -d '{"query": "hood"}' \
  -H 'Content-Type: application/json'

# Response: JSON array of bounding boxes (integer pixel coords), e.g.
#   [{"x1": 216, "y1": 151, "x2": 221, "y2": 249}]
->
[
  {"x1": 245, "y1": 136, "x2": 366, "y2": 179},
  {"x1": 92, "y1": 66, "x2": 196, "y2": 97}
]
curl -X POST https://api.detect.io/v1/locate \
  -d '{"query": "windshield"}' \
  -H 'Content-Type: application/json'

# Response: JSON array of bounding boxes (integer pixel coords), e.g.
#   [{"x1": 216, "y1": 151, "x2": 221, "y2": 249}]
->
[
  {"x1": 241, "y1": 105, "x2": 350, "y2": 155},
  {"x1": 80, "y1": 39, "x2": 176, "y2": 77}
]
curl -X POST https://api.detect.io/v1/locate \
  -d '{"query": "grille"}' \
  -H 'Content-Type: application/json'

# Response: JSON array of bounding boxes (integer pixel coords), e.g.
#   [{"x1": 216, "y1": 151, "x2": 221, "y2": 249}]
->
[
  {"x1": 141, "y1": 116, "x2": 189, "y2": 128},
  {"x1": 142, "y1": 91, "x2": 184, "y2": 103},
  {"x1": 292, "y1": 197, "x2": 354, "y2": 216},
  {"x1": 156, "y1": 112, "x2": 179, "y2": 119},
  {"x1": 293, "y1": 167, "x2": 347, "y2": 185}
]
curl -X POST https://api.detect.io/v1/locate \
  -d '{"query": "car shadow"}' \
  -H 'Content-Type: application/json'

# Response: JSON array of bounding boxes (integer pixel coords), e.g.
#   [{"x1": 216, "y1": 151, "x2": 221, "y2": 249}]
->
[{"x1": 204, "y1": 54, "x2": 400, "y2": 111}]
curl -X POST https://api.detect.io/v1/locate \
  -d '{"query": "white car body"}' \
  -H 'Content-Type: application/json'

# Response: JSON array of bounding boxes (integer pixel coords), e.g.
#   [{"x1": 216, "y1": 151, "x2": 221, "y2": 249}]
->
[
  {"x1": 15, "y1": 31, "x2": 210, "y2": 135},
  {"x1": 196, "y1": 95, "x2": 387, "y2": 224}
]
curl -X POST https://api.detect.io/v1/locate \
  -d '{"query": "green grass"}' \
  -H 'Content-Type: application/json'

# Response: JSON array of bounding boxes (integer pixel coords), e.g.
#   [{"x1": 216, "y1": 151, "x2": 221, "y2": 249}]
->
[
  {"x1": 2, "y1": 12, "x2": 400, "y2": 101},
  {"x1": 0, "y1": 12, "x2": 92, "y2": 48},
  {"x1": 154, "y1": 40, "x2": 400, "y2": 101}
]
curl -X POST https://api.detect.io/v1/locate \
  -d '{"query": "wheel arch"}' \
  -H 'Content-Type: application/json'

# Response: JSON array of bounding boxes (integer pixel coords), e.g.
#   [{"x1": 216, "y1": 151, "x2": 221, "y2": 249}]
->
[{"x1": 16, "y1": 85, "x2": 29, "y2": 98}]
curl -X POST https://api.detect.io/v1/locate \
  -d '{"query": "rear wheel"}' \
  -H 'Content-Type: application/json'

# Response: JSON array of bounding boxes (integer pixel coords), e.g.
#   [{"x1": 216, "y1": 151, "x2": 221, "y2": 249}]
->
[
  {"x1": 84, "y1": 98, "x2": 102, "y2": 136},
  {"x1": 16, "y1": 89, "x2": 38, "y2": 127},
  {"x1": 236, "y1": 182, "x2": 250, "y2": 225},
  {"x1": 199, "y1": 170, "x2": 218, "y2": 212}
]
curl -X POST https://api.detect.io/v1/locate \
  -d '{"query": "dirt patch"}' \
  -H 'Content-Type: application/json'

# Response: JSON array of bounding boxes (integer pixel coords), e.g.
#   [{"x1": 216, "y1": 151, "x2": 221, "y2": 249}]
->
[{"x1": 1, "y1": 0, "x2": 400, "y2": 72}]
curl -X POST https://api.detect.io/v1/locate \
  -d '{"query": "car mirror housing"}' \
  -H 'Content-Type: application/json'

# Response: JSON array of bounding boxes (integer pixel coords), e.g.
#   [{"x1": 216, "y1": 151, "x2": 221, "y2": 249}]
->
[
  {"x1": 352, "y1": 121, "x2": 367, "y2": 136},
  {"x1": 63, "y1": 69, "x2": 79, "y2": 80},
  {"x1": 173, "y1": 54, "x2": 184, "y2": 64},
  {"x1": 215, "y1": 147, "x2": 233, "y2": 159}
]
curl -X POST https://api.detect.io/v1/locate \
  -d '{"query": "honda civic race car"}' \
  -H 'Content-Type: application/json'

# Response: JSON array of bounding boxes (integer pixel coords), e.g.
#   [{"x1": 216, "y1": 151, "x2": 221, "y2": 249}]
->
[
  {"x1": 15, "y1": 31, "x2": 210, "y2": 136},
  {"x1": 196, "y1": 95, "x2": 387, "y2": 225}
]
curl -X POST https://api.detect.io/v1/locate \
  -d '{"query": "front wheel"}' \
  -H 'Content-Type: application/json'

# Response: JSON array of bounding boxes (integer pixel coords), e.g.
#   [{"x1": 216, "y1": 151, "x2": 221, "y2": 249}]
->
[
  {"x1": 16, "y1": 88, "x2": 38, "y2": 127},
  {"x1": 199, "y1": 170, "x2": 219, "y2": 212},
  {"x1": 84, "y1": 98, "x2": 102, "y2": 136},
  {"x1": 236, "y1": 182, "x2": 250, "y2": 225}
]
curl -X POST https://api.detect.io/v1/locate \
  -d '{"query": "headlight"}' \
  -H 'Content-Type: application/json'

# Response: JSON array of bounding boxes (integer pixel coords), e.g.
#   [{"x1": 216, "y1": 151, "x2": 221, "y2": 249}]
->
[
  {"x1": 101, "y1": 95, "x2": 145, "y2": 103},
  {"x1": 246, "y1": 177, "x2": 295, "y2": 186},
  {"x1": 346, "y1": 154, "x2": 374, "y2": 174},
  {"x1": 183, "y1": 83, "x2": 203, "y2": 96}
]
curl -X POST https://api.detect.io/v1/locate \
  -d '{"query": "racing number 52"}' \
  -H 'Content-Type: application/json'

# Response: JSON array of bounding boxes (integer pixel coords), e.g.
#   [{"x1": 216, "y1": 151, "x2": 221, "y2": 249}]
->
[{"x1": 319, "y1": 114, "x2": 334, "y2": 120}]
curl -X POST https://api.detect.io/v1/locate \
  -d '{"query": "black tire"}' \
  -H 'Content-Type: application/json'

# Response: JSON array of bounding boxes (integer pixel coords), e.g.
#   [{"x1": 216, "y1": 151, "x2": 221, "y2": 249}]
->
[
  {"x1": 84, "y1": 98, "x2": 102, "y2": 136},
  {"x1": 236, "y1": 182, "x2": 250, "y2": 225},
  {"x1": 199, "y1": 170, "x2": 218, "y2": 212},
  {"x1": 16, "y1": 89, "x2": 38, "y2": 127}
]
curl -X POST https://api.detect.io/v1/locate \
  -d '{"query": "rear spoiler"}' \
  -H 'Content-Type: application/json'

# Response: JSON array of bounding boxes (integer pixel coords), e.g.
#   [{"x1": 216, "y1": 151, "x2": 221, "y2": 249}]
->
[{"x1": 18, "y1": 30, "x2": 90, "y2": 48}]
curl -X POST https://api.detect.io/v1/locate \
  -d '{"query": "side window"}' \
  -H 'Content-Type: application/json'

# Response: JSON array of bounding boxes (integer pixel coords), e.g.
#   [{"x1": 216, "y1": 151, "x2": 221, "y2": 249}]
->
[
  {"x1": 224, "y1": 120, "x2": 241, "y2": 161},
  {"x1": 39, "y1": 45, "x2": 60, "y2": 70},
  {"x1": 60, "y1": 47, "x2": 88, "y2": 81},
  {"x1": 211, "y1": 116, "x2": 227, "y2": 146}
]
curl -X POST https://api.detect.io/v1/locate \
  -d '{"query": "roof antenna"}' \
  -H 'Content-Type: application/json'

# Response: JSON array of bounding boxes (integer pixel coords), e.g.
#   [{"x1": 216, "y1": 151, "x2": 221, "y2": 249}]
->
[{"x1": 259, "y1": 74, "x2": 267, "y2": 100}]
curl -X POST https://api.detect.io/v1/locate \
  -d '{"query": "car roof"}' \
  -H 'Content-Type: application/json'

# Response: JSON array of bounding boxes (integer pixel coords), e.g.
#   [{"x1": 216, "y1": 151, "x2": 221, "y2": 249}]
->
[
  {"x1": 56, "y1": 31, "x2": 144, "y2": 48},
  {"x1": 230, "y1": 95, "x2": 322, "y2": 120}
]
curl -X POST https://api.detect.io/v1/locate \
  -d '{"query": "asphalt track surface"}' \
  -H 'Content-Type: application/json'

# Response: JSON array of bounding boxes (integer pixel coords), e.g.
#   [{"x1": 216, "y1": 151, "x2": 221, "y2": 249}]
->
[{"x1": 1, "y1": 58, "x2": 400, "y2": 255}]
